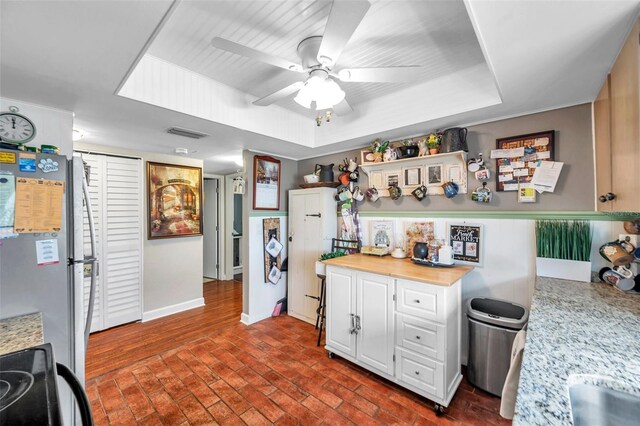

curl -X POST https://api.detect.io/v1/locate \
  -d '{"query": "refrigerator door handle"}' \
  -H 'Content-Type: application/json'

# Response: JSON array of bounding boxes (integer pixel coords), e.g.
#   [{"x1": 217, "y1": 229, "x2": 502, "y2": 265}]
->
[{"x1": 82, "y1": 169, "x2": 98, "y2": 350}]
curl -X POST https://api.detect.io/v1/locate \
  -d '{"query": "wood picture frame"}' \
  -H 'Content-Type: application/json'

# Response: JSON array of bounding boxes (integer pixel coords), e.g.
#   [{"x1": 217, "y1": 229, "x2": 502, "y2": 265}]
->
[
  {"x1": 495, "y1": 130, "x2": 554, "y2": 191},
  {"x1": 147, "y1": 162, "x2": 203, "y2": 239},
  {"x1": 253, "y1": 155, "x2": 281, "y2": 210},
  {"x1": 447, "y1": 223, "x2": 483, "y2": 266}
]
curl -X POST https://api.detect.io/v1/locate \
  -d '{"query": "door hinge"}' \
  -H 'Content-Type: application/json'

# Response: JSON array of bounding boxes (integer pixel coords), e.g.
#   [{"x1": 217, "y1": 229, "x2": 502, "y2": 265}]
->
[
  {"x1": 216, "y1": 225, "x2": 219, "y2": 231},
  {"x1": 393, "y1": 354, "x2": 396, "y2": 362},
  {"x1": 392, "y1": 294, "x2": 396, "y2": 302}
]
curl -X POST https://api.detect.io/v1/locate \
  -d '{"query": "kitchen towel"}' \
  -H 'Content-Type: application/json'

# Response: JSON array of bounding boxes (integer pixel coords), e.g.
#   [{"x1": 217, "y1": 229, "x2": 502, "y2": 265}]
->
[{"x1": 500, "y1": 329, "x2": 527, "y2": 419}]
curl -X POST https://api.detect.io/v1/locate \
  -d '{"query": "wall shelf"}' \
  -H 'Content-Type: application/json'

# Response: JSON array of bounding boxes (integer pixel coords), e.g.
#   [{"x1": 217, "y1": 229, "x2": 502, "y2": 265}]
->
[{"x1": 359, "y1": 150, "x2": 468, "y2": 197}]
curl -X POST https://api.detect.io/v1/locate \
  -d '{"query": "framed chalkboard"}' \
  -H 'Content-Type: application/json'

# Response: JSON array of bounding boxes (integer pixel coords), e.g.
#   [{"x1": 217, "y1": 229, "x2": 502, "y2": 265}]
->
[{"x1": 448, "y1": 223, "x2": 483, "y2": 267}]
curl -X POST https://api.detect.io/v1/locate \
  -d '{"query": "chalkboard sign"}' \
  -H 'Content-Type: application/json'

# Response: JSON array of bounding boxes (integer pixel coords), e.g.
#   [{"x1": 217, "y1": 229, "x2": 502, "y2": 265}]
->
[{"x1": 448, "y1": 223, "x2": 483, "y2": 266}]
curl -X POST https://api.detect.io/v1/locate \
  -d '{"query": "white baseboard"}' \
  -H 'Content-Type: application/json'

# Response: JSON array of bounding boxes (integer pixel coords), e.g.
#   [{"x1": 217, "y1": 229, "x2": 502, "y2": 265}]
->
[
  {"x1": 142, "y1": 297, "x2": 205, "y2": 322},
  {"x1": 240, "y1": 311, "x2": 272, "y2": 325}
]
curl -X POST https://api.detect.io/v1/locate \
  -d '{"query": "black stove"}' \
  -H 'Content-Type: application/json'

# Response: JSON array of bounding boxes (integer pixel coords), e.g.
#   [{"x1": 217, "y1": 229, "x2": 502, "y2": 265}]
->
[{"x1": 0, "y1": 344, "x2": 62, "y2": 425}]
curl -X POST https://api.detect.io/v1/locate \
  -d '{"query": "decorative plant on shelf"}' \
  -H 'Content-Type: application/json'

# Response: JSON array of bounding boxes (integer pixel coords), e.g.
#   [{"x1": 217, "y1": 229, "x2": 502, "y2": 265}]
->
[
  {"x1": 316, "y1": 251, "x2": 348, "y2": 276},
  {"x1": 369, "y1": 139, "x2": 390, "y2": 163},
  {"x1": 535, "y1": 220, "x2": 593, "y2": 282},
  {"x1": 426, "y1": 132, "x2": 442, "y2": 155}
]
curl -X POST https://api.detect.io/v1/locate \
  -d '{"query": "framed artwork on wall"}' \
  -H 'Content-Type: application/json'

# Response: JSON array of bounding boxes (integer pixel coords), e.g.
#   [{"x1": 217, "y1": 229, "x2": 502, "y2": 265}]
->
[
  {"x1": 401, "y1": 166, "x2": 423, "y2": 191},
  {"x1": 426, "y1": 164, "x2": 443, "y2": 186},
  {"x1": 447, "y1": 223, "x2": 483, "y2": 266},
  {"x1": 253, "y1": 155, "x2": 281, "y2": 210},
  {"x1": 148, "y1": 162, "x2": 203, "y2": 239},
  {"x1": 384, "y1": 170, "x2": 401, "y2": 188}
]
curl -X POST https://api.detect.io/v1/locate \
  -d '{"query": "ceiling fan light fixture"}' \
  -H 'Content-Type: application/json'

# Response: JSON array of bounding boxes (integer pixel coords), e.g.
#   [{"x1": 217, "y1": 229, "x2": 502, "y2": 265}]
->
[{"x1": 294, "y1": 75, "x2": 345, "y2": 110}]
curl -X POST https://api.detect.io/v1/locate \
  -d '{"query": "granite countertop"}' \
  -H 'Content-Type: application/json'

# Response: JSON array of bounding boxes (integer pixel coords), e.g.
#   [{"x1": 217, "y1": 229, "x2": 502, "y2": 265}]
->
[
  {"x1": 0, "y1": 312, "x2": 44, "y2": 355},
  {"x1": 514, "y1": 277, "x2": 640, "y2": 425},
  {"x1": 323, "y1": 253, "x2": 473, "y2": 286}
]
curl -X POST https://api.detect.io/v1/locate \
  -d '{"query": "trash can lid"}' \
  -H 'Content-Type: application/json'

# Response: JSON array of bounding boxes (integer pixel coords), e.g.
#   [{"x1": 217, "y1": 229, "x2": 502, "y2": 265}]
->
[{"x1": 466, "y1": 297, "x2": 528, "y2": 329}]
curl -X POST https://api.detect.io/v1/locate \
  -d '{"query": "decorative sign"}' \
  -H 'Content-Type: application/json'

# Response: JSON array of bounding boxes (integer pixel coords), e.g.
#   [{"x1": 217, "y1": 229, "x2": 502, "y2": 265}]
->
[
  {"x1": 263, "y1": 218, "x2": 281, "y2": 284},
  {"x1": 494, "y1": 130, "x2": 554, "y2": 191},
  {"x1": 448, "y1": 223, "x2": 483, "y2": 266}
]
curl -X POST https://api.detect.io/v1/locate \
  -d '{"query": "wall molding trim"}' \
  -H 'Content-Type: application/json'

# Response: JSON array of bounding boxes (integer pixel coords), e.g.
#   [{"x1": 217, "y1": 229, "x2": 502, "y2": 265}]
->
[
  {"x1": 240, "y1": 311, "x2": 272, "y2": 325},
  {"x1": 354, "y1": 211, "x2": 638, "y2": 221},
  {"x1": 142, "y1": 297, "x2": 205, "y2": 322}
]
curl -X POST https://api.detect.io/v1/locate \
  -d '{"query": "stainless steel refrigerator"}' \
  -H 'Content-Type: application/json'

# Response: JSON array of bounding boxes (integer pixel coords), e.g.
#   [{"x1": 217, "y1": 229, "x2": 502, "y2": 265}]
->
[{"x1": 0, "y1": 149, "x2": 97, "y2": 425}]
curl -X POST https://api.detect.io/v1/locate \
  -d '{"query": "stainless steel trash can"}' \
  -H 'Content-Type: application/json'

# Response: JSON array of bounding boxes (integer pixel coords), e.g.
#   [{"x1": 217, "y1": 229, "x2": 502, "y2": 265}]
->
[{"x1": 466, "y1": 297, "x2": 528, "y2": 396}]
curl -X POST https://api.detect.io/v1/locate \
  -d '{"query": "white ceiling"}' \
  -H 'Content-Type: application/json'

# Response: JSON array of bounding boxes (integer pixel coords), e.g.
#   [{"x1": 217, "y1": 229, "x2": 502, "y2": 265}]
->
[
  {"x1": 1, "y1": 1, "x2": 639, "y2": 173},
  {"x1": 148, "y1": 0, "x2": 486, "y2": 113}
]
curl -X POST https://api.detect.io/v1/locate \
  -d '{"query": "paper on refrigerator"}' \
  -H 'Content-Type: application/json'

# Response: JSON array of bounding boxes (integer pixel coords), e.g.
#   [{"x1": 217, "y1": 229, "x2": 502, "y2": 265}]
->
[
  {"x1": 531, "y1": 161, "x2": 564, "y2": 193},
  {"x1": 0, "y1": 172, "x2": 17, "y2": 239}
]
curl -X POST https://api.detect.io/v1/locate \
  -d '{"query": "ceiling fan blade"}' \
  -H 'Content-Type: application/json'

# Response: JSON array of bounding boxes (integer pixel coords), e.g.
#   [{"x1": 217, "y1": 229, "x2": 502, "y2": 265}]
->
[
  {"x1": 317, "y1": 0, "x2": 370, "y2": 67},
  {"x1": 253, "y1": 81, "x2": 305, "y2": 106},
  {"x1": 332, "y1": 98, "x2": 353, "y2": 116},
  {"x1": 211, "y1": 37, "x2": 303, "y2": 72},
  {"x1": 336, "y1": 66, "x2": 426, "y2": 83}
]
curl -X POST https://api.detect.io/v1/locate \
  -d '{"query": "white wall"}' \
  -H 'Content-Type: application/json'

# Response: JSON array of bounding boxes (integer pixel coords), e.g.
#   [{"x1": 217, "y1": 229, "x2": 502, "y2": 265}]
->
[
  {"x1": 356, "y1": 215, "x2": 624, "y2": 363},
  {"x1": 241, "y1": 215, "x2": 288, "y2": 324},
  {"x1": 0, "y1": 97, "x2": 73, "y2": 156},
  {"x1": 75, "y1": 142, "x2": 204, "y2": 318}
]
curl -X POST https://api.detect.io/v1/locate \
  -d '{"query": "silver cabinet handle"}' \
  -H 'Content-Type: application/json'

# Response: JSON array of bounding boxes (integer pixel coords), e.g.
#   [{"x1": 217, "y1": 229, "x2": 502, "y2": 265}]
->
[
  {"x1": 349, "y1": 314, "x2": 357, "y2": 334},
  {"x1": 355, "y1": 315, "x2": 361, "y2": 332}
]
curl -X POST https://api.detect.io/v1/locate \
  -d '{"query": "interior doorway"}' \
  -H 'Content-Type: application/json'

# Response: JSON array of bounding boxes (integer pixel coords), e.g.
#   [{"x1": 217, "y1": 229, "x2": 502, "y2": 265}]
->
[
  {"x1": 203, "y1": 178, "x2": 219, "y2": 280},
  {"x1": 225, "y1": 173, "x2": 244, "y2": 282}
]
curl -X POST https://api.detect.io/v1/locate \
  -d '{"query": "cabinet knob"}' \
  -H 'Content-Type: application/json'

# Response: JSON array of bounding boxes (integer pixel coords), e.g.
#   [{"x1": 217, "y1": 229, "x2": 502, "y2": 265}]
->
[
  {"x1": 414, "y1": 299, "x2": 420, "y2": 304},
  {"x1": 599, "y1": 193, "x2": 616, "y2": 203},
  {"x1": 416, "y1": 336, "x2": 421, "y2": 340},
  {"x1": 415, "y1": 371, "x2": 420, "y2": 375}
]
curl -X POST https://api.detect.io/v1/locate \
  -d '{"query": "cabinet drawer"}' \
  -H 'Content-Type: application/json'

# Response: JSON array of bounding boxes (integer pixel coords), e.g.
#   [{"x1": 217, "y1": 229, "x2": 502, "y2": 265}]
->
[
  {"x1": 396, "y1": 279, "x2": 444, "y2": 322},
  {"x1": 396, "y1": 348, "x2": 444, "y2": 399},
  {"x1": 396, "y1": 314, "x2": 445, "y2": 361}
]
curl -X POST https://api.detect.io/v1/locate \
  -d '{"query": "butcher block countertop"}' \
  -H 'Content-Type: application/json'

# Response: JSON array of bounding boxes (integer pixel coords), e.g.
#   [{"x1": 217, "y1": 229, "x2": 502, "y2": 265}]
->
[{"x1": 323, "y1": 253, "x2": 472, "y2": 286}]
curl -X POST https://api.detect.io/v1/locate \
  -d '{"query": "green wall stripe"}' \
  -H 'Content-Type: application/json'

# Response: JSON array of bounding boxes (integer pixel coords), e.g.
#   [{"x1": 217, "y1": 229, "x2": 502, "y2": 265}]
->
[
  {"x1": 249, "y1": 211, "x2": 288, "y2": 217},
  {"x1": 349, "y1": 211, "x2": 639, "y2": 221}
]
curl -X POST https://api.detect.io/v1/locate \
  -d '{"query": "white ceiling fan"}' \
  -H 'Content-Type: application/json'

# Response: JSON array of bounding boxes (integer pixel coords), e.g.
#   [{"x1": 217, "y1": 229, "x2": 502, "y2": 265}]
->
[{"x1": 211, "y1": 0, "x2": 426, "y2": 115}]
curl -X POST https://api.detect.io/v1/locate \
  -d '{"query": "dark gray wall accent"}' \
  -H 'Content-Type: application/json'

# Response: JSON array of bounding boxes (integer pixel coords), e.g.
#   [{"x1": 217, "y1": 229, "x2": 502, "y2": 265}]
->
[
  {"x1": 233, "y1": 194, "x2": 242, "y2": 234},
  {"x1": 298, "y1": 103, "x2": 595, "y2": 212}
]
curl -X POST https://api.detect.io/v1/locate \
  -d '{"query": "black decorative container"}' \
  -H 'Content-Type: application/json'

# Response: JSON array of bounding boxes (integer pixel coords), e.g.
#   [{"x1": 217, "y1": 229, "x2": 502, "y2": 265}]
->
[{"x1": 413, "y1": 242, "x2": 428, "y2": 259}]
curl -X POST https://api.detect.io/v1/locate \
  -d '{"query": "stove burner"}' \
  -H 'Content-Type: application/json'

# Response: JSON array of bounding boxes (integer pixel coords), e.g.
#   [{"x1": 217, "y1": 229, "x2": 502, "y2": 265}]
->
[{"x1": 0, "y1": 371, "x2": 34, "y2": 412}]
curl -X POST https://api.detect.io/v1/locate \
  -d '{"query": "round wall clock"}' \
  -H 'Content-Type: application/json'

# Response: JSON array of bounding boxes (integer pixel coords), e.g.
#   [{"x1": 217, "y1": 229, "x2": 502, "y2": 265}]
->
[{"x1": 0, "y1": 106, "x2": 36, "y2": 145}]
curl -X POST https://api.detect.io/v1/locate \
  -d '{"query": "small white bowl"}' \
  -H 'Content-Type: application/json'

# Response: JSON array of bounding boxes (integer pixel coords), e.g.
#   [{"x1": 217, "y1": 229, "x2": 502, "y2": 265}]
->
[{"x1": 304, "y1": 174, "x2": 319, "y2": 184}]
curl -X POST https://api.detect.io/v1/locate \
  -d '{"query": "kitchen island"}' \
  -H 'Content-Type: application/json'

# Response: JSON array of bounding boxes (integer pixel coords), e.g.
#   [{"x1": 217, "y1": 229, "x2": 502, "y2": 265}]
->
[
  {"x1": 323, "y1": 254, "x2": 473, "y2": 412},
  {"x1": 514, "y1": 277, "x2": 640, "y2": 425}
]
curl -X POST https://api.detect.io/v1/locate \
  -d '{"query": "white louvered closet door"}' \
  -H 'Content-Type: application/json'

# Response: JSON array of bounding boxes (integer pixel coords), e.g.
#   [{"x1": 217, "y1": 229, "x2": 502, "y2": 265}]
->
[{"x1": 80, "y1": 153, "x2": 143, "y2": 332}]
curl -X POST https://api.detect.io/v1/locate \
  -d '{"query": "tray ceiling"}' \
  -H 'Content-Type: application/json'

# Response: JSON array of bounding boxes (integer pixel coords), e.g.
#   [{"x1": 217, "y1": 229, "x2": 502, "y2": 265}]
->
[{"x1": 147, "y1": 0, "x2": 488, "y2": 112}]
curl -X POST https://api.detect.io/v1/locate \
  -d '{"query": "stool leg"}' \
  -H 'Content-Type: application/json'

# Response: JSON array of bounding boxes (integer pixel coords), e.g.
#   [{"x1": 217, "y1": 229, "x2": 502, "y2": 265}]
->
[
  {"x1": 314, "y1": 278, "x2": 325, "y2": 330},
  {"x1": 317, "y1": 279, "x2": 327, "y2": 346}
]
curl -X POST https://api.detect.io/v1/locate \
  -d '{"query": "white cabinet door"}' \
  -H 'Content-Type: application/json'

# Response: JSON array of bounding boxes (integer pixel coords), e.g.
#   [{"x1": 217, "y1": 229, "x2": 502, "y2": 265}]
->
[
  {"x1": 326, "y1": 267, "x2": 357, "y2": 358},
  {"x1": 356, "y1": 272, "x2": 394, "y2": 375}
]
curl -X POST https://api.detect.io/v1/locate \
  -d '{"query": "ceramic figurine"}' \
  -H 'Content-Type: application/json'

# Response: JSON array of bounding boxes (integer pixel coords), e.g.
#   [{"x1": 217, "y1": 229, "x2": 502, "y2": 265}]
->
[{"x1": 417, "y1": 139, "x2": 428, "y2": 157}]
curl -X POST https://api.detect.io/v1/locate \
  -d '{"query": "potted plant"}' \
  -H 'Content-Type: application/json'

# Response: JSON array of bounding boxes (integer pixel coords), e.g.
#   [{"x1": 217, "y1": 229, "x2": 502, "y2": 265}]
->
[
  {"x1": 427, "y1": 132, "x2": 442, "y2": 155},
  {"x1": 315, "y1": 251, "x2": 348, "y2": 276},
  {"x1": 535, "y1": 220, "x2": 592, "y2": 282},
  {"x1": 368, "y1": 139, "x2": 389, "y2": 163}
]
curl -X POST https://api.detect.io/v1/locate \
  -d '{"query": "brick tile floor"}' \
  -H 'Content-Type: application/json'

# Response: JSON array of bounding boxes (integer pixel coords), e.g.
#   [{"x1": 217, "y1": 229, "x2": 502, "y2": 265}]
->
[{"x1": 87, "y1": 315, "x2": 510, "y2": 425}]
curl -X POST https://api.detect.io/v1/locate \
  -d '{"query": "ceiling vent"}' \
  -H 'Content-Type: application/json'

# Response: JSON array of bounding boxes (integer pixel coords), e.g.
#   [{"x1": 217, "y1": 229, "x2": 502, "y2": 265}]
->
[{"x1": 167, "y1": 127, "x2": 209, "y2": 139}]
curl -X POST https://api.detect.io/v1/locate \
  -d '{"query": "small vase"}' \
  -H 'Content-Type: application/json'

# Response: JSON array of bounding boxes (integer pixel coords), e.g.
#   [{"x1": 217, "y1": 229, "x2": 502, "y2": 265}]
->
[
  {"x1": 372, "y1": 152, "x2": 383, "y2": 163},
  {"x1": 315, "y1": 261, "x2": 326, "y2": 277},
  {"x1": 413, "y1": 242, "x2": 428, "y2": 260},
  {"x1": 429, "y1": 148, "x2": 439, "y2": 155}
]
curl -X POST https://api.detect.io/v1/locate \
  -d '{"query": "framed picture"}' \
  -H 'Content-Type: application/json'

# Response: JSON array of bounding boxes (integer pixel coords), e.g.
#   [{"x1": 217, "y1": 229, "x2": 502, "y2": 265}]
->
[
  {"x1": 369, "y1": 170, "x2": 384, "y2": 189},
  {"x1": 426, "y1": 164, "x2": 443, "y2": 186},
  {"x1": 369, "y1": 220, "x2": 394, "y2": 248},
  {"x1": 148, "y1": 162, "x2": 203, "y2": 239},
  {"x1": 384, "y1": 170, "x2": 401, "y2": 188},
  {"x1": 447, "y1": 223, "x2": 483, "y2": 266},
  {"x1": 447, "y1": 165, "x2": 462, "y2": 184},
  {"x1": 253, "y1": 156, "x2": 281, "y2": 210},
  {"x1": 495, "y1": 130, "x2": 554, "y2": 191},
  {"x1": 401, "y1": 166, "x2": 423, "y2": 190},
  {"x1": 404, "y1": 221, "x2": 435, "y2": 257}
]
